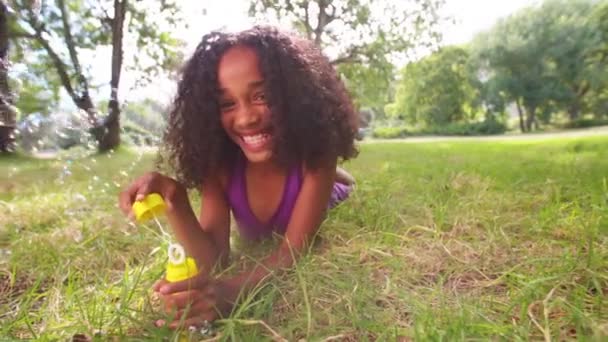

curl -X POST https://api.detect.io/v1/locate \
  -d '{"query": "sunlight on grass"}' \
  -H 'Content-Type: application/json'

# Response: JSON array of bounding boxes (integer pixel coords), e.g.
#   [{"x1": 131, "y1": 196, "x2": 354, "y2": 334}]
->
[{"x1": 1, "y1": 138, "x2": 607, "y2": 340}]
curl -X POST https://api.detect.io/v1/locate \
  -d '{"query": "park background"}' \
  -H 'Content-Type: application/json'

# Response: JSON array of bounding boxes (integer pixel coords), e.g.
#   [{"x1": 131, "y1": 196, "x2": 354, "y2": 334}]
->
[{"x1": 1, "y1": 0, "x2": 607, "y2": 340}]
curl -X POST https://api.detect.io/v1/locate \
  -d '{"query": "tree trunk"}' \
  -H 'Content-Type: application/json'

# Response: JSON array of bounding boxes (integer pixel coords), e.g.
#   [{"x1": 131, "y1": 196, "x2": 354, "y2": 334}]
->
[
  {"x1": 0, "y1": 1, "x2": 16, "y2": 153},
  {"x1": 96, "y1": 0, "x2": 127, "y2": 152},
  {"x1": 567, "y1": 101, "x2": 580, "y2": 121},
  {"x1": 525, "y1": 105, "x2": 536, "y2": 132},
  {"x1": 515, "y1": 98, "x2": 526, "y2": 132},
  {"x1": 96, "y1": 104, "x2": 120, "y2": 151}
]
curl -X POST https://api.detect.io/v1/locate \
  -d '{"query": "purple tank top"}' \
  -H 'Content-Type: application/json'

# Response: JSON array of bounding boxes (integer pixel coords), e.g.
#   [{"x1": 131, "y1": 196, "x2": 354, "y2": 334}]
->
[
  {"x1": 227, "y1": 154, "x2": 302, "y2": 240},
  {"x1": 227, "y1": 154, "x2": 353, "y2": 240}
]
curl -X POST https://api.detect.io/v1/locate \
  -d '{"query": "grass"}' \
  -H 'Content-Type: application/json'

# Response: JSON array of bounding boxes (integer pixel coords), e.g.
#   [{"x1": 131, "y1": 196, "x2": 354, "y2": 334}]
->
[{"x1": 1, "y1": 136, "x2": 607, "y2": 341}]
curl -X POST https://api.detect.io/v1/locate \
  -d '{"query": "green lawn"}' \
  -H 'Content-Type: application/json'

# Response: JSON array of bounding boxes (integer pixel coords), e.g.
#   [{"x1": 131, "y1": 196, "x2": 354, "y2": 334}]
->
[{"x1": 1, "y1": 137, "x2": 607, "y2": 341}]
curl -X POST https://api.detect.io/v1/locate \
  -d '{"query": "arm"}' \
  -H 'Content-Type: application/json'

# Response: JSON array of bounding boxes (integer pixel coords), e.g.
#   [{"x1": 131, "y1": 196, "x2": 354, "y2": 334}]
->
[
  {"x1": 119, "y1": 172, "x2": 230, "y2": 274},
  {"x1": 336, "y1": 166, "x2": 355, "y2": 185},
  {"x1": 166, "y1": 173, "x2": 231, "y2": 274},
  {"x1": 155, "y1": 161, "x2": 337, "y2": 326},
  {"x1": 220, "y1": 159, "x2": 337, "y2": 300},
  {"x1": 197, "y1": 174, "x2": 232, "y2": 270}
]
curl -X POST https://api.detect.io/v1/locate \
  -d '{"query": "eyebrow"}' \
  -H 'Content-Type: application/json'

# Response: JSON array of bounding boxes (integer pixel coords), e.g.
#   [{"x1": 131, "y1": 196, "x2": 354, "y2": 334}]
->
[{"x1": 218, "y1": 80, "x2": 265, "y2": 94}]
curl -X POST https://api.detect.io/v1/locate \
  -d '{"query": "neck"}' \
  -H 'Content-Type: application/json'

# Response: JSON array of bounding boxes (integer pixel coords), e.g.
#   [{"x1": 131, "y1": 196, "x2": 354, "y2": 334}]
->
[{"x1": 246, "y1": 158, "x2": 284, "y2": 175}]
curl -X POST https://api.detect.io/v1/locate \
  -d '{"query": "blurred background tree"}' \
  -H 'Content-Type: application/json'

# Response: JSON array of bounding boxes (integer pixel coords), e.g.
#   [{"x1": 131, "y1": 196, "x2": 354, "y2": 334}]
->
[
  {"x1": 6, "y1": 0, "x2": 183, "y2": 152},
  {"x1": 0, "y1": 0, "x2": 17, "y2": 152},
  {"x1": 470, "y1": 0, "x2": 607, "y2": 133},
  {"x1": 385, "y1": 46, "x2": 478, "y2": 127},
  {"x1": 2, "y1": 0, "x2": 608, "y2": 149},
  {"x1": 248, "y1": 0, "x2": 447, "y2": 121}
]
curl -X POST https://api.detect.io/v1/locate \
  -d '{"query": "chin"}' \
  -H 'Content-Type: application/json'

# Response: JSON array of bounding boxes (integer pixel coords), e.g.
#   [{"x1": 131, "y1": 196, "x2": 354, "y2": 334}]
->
[{"x1": 243, "y1": 150, "x2": 273, "y2": 163}]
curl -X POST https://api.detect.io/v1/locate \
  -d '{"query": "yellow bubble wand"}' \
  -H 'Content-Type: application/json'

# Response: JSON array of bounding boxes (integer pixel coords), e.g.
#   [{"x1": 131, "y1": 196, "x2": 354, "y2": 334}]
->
[{"x1": 132, "y1": 193, "x2": 199, "y2": 282}]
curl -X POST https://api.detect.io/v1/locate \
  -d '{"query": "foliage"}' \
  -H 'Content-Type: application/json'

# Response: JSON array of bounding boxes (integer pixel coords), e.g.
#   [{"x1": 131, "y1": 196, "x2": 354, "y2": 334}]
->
[
  {"x1": 372, "y1": 119, "x2": 506, "y2": 139},
  {"x1": 337, "y1": 60, "x2": 394, "y2": 110},
  {"x1": 9, "y1": 70, "x2": 58, "y2": 118},
  {"x1": 559, "y1": 117, "x2": 608, "y2": 129},
  {"x1": 248, "y1": 0, "x2": 447, "y2": 110},
  {"x1": 540, "y1": 0, "x2": 606, "y2": 120},
  {"x1": 7, "y1": 0, "x2": 184, "y2": 150},
  {"x1": 472, "y1": 0, "x2": 608, "y2": 131},
  {"x1": 386, "y1": 46, "x2": 480, "y2": 127},
  {"x1": 592, "y1": 1, "x2": 608, "y2": 62},
  {"x1": 9, "y1": 0, "x2": 183, "y2": 105},
  {"x1": 372, "y1": 125, "x2": 409, "y2": 139},
  {"x1": 122, "y1": 99, "x2": 166, "y2": 136}
]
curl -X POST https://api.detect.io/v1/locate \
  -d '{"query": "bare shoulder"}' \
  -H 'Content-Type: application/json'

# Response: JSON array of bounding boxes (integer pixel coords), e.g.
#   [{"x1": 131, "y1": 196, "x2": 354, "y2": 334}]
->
[
  {"x1": 301, "y1": 159, "x2": 338, "y2": 180},
  {"x1": 199, "y1": 164, "x2": 231, "y2": 195},
  {"x1": 301, "y1": 160, "x2": 354, "y2": 186},
  {"x1": 335, "y1": 166, "x2": 355, "y2": 186}
]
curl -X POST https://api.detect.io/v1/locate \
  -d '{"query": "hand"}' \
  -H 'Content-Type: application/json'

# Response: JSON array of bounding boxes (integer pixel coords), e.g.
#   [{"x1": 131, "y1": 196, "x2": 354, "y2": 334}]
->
[
  {"x1": 153, "y1": 275, "x2": 238, "y2": 329},
  {"x1": 118, "y1": 172, "x2": 187, "y2": 220}
]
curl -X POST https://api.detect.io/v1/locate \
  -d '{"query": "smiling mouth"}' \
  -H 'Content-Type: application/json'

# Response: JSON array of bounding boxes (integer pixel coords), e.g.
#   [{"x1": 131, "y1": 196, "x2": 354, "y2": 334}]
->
[{"x1": 240, "y1": 132, "x2": 272, "y2": 149}]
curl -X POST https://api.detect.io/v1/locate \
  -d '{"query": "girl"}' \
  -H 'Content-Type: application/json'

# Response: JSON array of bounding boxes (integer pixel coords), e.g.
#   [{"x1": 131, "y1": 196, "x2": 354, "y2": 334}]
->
[{"x1": 118, "y1": 26, "x2": 358, "y2": 328}]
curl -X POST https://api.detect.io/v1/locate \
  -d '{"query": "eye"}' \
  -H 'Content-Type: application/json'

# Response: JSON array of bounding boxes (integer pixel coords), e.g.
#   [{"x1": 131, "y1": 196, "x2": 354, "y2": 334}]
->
[
  {"x1": 253, "y1": 91, "x2": 266, "y2": 103},
  {"x1": 219, "y1": 100, "x2": 235, "y2": 111}
]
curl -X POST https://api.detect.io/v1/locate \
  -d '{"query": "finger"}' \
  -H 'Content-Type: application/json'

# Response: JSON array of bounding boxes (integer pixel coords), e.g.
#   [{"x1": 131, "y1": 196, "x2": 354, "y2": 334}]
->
[
  {"x1": 153, "y1": 278, "x2": 169, "y2": 292},
  {"x1": 164, "y1": 185, "x2": 176, "y2": 211},
  {"x1": 119, "y1": 177, "x2": 145, "y2": 216},
  {"x1": 135, "y1": 172, "x2": 158, "y2": 201},
  {"x1": 159, "y1": 274, "x2": 210, "y2": 295},
  {"x1": 163, "y1": 288, "x2": 217, "y2": 309},
  {"x1": 173, "y1": 300, "x2": 216, "y2": 321},
  {"x1": 164, "y1": 291, "x2": 198, "y2": 309},
  {"x1": 168, "y1": 313, "x2": 216, "y2": 330},
  {"x1": 135, "y1": 182, "x2": 151, "y2": 201},
  {"x1": 119, "y1": 187, "x2": 137, "y2": 216}
]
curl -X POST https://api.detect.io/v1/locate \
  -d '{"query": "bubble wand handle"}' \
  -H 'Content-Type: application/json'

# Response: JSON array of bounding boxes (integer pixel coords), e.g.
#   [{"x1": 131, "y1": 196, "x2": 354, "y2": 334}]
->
[
  {"x1": 166, "y1": 243, "x2": 199, "y2": 282},
  {"x1": 131, "y1": 194, "x2": 199, "y2": 282}
]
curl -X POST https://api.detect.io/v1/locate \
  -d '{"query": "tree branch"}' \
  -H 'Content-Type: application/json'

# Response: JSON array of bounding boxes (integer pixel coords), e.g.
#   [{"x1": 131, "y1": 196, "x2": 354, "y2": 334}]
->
[
  {"x1": 330, "y1": 45, "x2": 363, "y2": 65},
  {"x1": 313, "y1": 0, "x2": 329, "y2": 46},
  {"x1": 10, "y1": 31, "x2": 36, "y2": 39},
  {"x1": 56, "y1": 0, "x2": 97, "y2": 123},
  {"x1": 97, "y1": 0, "x2": 114, "y2": 26},
  {"x1": 300, "y1": 2, "x2": 313, "y2": 40},
  {"x1": 577, "y1": 81, "x2": 590, "y2": 98},
  {"x1": 312, "y1": 0, "x2": 338, "y2": 46},
  {"x1": 108, "y1": 0, "x2": 126, "y2": 121},
  {"x1": 327, "y1": 2, "x2": 337, "y2": 22},
  {"x1": 57, "y1": 0, "x2": 83, "y2": 76},
  {"x1": 34, "y1": 31, "x2": 77, "y2": 102},
  {"x1": 16, "y1": 6, "x2": 77, "y2": 101}
]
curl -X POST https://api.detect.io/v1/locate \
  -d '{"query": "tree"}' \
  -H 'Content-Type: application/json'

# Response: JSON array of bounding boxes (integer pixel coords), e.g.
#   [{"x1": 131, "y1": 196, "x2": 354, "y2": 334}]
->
[
  {"x1": 540, "y1": 0, "x2": 604, "y2": 120},
  {"x1": 593, "y1": 1, "x2": 608, "y2": 62},
  {"x1": 474, "y1": 5, "x2": 560, "y2": 132},
  {"x1": 586, "y1": 1, "x2": 608, "y2": 118},
  {"x1": 9, "y1": 0, "x2": 183, "y2": 151},
  {"x1": 10, "y1": 65, "x2": 59, "y2": 117},
  {"x1": 248, "y1": 0, "x2": 447, "y2": 111},
  {"x1": 472, "y1": 0, "x2": 608, "y2": 131},
  {"x1": 0, "y1": 0, "x2": 17, "y2": 153},
  {"x1": 386, "y1": 46, "x2": 479, "y2": 127}
]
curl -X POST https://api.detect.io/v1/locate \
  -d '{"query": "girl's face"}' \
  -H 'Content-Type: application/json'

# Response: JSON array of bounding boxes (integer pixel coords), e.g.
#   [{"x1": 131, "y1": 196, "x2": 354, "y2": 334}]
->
[{"x1": 217, "y1": 45, "x2": 273, "y2": 164}]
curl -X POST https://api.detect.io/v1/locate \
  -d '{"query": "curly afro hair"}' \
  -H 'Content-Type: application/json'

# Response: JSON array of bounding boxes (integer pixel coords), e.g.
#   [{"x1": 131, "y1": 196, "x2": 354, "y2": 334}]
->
[{"x1": 162, "y1": 26, "x2": 359, "y2": 189}]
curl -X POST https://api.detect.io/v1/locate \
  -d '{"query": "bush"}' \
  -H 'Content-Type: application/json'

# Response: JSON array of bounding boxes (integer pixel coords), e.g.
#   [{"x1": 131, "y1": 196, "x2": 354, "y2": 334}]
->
[
  {"x1": 372, "y1": 119, "x2": 507, "y2": 139},
  {"x1": 121, "y1": 121, "x2": 160, "y2": 146},
  {"x1": 428, "y1": 120, "x2": 507, "y2": 136},
  {"x1": 372, "y1": 126, "x2": 410, "y2": 139},
  {"x1": 559, "y1": 118, "x2": 608, "y2": 129}
]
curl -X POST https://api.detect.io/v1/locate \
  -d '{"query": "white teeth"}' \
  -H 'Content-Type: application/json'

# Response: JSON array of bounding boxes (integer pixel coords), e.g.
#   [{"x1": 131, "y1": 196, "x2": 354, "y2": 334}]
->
[{"x1": 242, "y1": 133, "x2": 270, "y2": 146}]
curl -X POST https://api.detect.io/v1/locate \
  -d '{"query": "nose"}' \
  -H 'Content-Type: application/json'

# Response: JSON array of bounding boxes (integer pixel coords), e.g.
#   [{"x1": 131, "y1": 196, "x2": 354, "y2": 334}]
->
[{"x1": 234, "y1": 104, "x2": 261, "y2": 129}]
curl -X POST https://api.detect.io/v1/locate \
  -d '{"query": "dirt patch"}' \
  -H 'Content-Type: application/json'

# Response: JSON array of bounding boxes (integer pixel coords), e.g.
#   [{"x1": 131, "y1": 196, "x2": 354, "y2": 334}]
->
[{"x1": 0, "y1": 273, "x2": 48, "y2": 319}]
